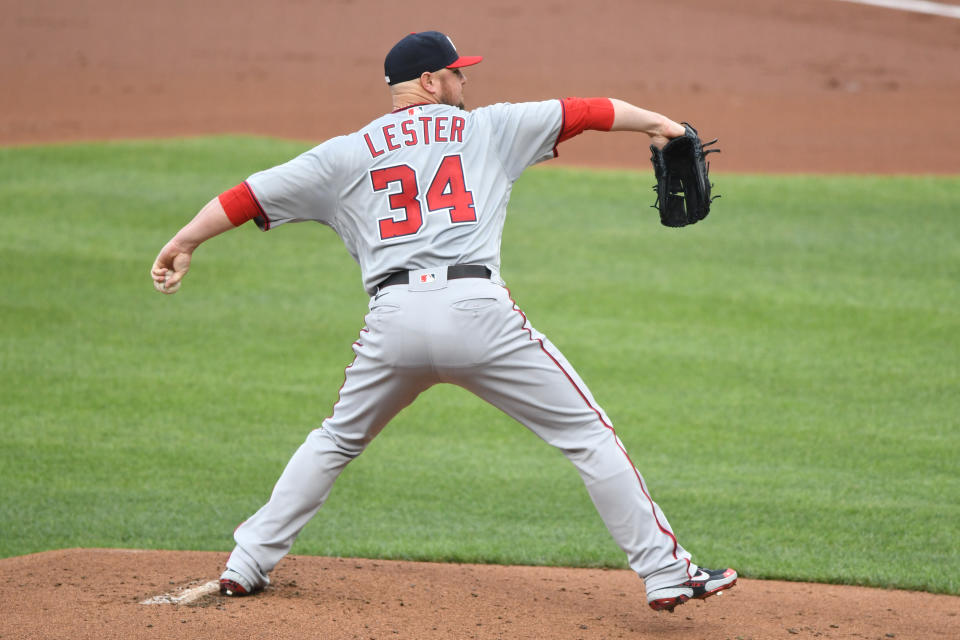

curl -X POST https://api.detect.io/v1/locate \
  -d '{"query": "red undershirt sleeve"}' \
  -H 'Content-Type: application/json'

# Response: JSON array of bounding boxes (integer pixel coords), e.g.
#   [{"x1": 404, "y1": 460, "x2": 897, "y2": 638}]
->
[
  {"x1": 557, "y1": 97, "x2": 615, "y2": 144},
  {"x1": 218, "y1": 181, "x2": 266, "y2": 228}
]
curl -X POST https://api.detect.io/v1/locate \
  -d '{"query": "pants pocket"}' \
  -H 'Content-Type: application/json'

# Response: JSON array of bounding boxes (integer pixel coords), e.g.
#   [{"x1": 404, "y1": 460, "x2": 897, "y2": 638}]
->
[{"x1": 450, "y1": 297, "x2": 499, "y2": 313}]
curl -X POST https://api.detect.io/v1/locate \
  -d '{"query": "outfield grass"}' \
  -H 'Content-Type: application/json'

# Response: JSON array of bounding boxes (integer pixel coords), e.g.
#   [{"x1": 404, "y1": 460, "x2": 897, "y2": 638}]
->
[{"x1": 0, "y1": 137, "x2": 957, "y2": 595}]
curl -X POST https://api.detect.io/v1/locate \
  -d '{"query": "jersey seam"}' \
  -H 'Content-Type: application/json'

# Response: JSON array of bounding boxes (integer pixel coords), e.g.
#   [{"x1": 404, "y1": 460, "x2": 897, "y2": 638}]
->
[
  {"x1": 242, "y1": 180, "x2": 271, "y2": 231},
  {"x1": 553, "y1": 97, "x2": 566, "y2": 158}
]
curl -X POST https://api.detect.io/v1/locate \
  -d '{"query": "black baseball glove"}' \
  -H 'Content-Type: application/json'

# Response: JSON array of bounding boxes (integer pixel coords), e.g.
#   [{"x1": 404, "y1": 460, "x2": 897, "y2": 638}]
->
[{"x1": 649, "y1": 123, "x2": 720, "y2": 227}]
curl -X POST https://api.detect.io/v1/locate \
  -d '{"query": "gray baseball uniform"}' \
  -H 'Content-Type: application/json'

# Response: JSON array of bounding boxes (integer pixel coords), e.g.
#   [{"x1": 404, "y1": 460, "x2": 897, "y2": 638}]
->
[{"x1": 223, "y1": 99, "x2": 697, "y2": 595}]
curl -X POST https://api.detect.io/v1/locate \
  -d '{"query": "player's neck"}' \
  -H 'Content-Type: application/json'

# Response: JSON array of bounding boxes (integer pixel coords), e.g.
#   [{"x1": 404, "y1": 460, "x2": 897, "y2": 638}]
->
[
  {"x1": 392, "y1": 98, "x2": 440, "y2": 111},
  {"x1": 390, "y1": 86, "x2": 439, "y2": 112}
]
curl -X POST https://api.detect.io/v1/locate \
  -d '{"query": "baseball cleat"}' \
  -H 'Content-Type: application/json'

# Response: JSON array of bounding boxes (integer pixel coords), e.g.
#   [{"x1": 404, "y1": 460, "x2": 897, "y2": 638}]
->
[
  {"x1": 647, "y1": 567, "x2": 738, "y2": 613},
  {"x1": 219, "y1": 569, "x2": 261, "y2": 597}
]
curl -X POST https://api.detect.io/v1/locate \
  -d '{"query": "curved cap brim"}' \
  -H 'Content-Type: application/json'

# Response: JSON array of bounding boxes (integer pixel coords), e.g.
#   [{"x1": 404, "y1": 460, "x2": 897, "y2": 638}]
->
[{"x1": 447, "y1": 55, "x2": 483, "y2": 69}]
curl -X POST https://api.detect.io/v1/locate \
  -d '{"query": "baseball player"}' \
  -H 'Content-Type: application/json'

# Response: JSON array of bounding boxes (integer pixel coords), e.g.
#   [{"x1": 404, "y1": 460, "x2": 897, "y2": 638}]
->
[{"x1": 150, "y1": 30, "x2": 736, "y2": 613}]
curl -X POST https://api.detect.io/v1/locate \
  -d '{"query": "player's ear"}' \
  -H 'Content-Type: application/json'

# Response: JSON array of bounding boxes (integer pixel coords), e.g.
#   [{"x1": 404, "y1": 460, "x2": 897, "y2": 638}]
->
[{"x1": 420, "y1": 71, "x2": 439, "y2": 95}]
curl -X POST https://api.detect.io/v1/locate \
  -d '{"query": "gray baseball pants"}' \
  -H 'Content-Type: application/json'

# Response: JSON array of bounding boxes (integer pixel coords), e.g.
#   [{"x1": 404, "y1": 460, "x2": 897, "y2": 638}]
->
[{"x1": 226, "y1": 272, "x2": 696, "y2": 594}]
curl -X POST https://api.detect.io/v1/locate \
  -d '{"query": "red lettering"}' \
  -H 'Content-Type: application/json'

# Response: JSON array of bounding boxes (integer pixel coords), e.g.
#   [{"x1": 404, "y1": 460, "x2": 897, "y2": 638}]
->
[
  {"x1": 368, "y1": 116, "x2": 463, "y2": 157},
  {"x1": 382, "y1": 124, "x2": 401, "y2": 151},
  {"x1": 434, "y1": 116, "x2": 448, "y2": 143},
  {"x1": 419, "y1": 117, "x2": 432, "y2": 144},
  {"x1": 400, "y1": 119, "x2": 418, "y2": 146},
  {"x1": 450, "y1": 116, "x2": 465, "y2": 142},
  {"x1": 426, "y1": 155, "x2": 475, "y2": 224},
  {"x1": 369, "y1": 156, "x2": 476, "y2": 242},
  {"x1": 364, "y1": 132, "x2": 384, "y2": 158},
  {"x1": 371, "y1": 165, "x2": 423, "y2": 240}
]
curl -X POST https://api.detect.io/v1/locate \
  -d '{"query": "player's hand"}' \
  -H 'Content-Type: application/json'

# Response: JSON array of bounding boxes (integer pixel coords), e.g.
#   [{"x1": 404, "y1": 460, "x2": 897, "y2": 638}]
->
[
  {"x1": 650, "y1": 119, "x2": 687, "y2": 150},
  {"x1": 649, "y1": 133, "x2": 671, "y2": 150},
  {"x1": 151, "y1": 242, "x2": 192, "y2": 294}
]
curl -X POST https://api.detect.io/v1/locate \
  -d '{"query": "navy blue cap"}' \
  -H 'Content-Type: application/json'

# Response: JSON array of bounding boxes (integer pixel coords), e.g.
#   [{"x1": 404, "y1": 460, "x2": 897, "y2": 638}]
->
[{"x1": 384, "y1": 31, "x2": 482, "y2": 85}]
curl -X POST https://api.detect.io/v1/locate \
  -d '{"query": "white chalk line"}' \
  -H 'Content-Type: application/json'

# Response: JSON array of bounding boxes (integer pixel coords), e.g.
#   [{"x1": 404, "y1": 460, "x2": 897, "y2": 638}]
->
[
  {"x1": 140, "y1": 579, "x2": 219, "y2": 605},
  {"x1": 835, "y1": 0, "x2": 960, "y2": 19}
]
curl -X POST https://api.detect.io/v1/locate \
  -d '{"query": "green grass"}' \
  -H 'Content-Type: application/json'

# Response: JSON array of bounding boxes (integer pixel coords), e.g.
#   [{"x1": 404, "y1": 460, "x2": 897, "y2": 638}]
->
[{"x1": 1, "y1": 137, "x2": 957, "y2": 595}]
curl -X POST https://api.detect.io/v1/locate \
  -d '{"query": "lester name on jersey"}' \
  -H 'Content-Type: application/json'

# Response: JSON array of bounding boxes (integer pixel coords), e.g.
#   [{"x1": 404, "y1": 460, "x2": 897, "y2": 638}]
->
[{"x1": 364, "y1": 109, "x2": 467, "y2": 156}]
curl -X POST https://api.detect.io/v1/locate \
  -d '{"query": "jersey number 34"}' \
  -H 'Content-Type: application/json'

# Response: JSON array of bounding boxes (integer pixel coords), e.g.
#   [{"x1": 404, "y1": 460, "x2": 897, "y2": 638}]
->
[{"x1": 370, "y1": 154, "x2": 476, "y2": 241}]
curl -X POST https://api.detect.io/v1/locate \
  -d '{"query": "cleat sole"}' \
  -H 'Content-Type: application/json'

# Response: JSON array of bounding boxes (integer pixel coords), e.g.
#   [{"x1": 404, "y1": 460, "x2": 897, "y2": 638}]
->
[{"x1": 648, "y1": 577, "x2": 737, "y2": 612}]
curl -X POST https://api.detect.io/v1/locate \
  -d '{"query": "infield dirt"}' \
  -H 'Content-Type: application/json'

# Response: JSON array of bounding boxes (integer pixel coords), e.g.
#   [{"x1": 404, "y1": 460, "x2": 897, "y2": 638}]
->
[
  {"x1": 2, "y1": 1, "x2": 959, "y2": 638},
  {"x1": 3, "y1": 549, "x2": 960, "y2": 640}
]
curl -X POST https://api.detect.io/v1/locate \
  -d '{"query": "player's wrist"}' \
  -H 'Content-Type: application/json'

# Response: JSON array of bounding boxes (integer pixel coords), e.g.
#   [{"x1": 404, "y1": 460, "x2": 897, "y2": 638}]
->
[{"x1": 166, "y1": 235, "x2": 199, "y2": 256}]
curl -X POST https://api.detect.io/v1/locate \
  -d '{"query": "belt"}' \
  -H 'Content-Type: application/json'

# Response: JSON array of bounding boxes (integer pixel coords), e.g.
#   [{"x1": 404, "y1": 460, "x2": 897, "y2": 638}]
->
[{"x1": 377, "y1": 264, "x2": 491, "y2": 290}]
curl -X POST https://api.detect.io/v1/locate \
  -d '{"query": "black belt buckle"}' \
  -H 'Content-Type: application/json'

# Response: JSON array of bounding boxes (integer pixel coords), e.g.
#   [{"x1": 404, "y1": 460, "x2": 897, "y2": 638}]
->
[{"x1": 377, "y1": 264, "x2": 490, "y2": 290}]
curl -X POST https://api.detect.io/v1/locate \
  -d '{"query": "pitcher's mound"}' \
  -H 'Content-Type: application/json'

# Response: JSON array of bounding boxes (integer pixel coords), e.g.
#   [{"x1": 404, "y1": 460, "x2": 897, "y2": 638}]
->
[{"x1": 1, "y1": 549, "x2": 957, "y2": 639}]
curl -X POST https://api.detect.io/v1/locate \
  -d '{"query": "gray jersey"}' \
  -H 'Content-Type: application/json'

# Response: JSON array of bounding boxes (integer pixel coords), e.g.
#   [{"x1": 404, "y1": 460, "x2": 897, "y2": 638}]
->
[{"x1": 245, "y1": 101, "x2": 563, "y2": 294}]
